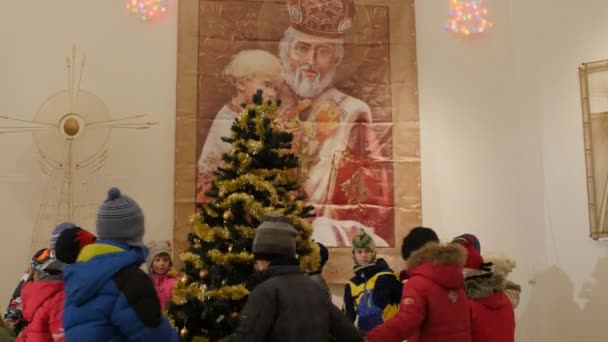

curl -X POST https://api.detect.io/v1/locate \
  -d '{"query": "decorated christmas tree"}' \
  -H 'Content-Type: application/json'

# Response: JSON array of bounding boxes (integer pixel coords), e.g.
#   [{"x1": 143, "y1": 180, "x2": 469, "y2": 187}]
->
[{"x1": 167, "y1": 90, "x2": 318, "y2": 341}]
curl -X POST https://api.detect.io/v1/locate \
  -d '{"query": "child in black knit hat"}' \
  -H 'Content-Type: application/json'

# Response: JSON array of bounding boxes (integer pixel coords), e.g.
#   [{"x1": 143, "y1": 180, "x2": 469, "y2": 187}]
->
[{"x1": 399, "y1": 227, "x2": 440, "y2": 281}]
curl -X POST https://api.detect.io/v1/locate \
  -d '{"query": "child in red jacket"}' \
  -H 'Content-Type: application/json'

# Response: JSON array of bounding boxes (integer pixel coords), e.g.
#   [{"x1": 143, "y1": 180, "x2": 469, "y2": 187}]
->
[
  {"x1": 452, "y1": 234, "x2": 515, "y2": 342},
  {"x1": 17, "y1": 227, "x2": 96, "y2": 342},
  {"x1": 367, "y1": 227, "x2": 472, "y2": 342},
  {"x1": 4, "y1": 223, "x2": 75, "y2": 335}
]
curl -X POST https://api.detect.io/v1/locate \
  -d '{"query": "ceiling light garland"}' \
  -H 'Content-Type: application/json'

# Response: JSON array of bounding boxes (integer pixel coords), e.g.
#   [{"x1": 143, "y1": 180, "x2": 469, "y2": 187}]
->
[
  {"x1": 445, "y1": 0, "x2": 493, "y2": 36},
  {"x1": 125, "y1": 0, "x2": 169, "y2": 23}
]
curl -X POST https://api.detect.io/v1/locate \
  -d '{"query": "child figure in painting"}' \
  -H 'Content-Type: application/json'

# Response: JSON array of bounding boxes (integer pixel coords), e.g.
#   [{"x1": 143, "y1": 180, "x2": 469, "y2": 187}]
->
[
  {"x1": 343, "y1": 230, "x2": 402, "y2": 334},
  {"x1": 197, "y1": 49, "x2": 284, "y2": 203},
  {"x1": 146, "y1": 240, "x2": 177, "y2": 310}
]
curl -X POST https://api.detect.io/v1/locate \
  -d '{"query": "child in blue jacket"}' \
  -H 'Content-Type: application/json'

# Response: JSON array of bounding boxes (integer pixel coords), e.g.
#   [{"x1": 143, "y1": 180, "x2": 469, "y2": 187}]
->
[{"x1": 62, "y1": 188, "x2": 178, "y2": 342}]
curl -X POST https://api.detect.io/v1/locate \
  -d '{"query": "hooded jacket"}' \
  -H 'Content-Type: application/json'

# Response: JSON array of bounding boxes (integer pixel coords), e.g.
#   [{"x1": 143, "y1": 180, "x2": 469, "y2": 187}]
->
[
  {"x1": 366, "y1": 243, "x2": 472, "y2": 342},
  {"x1": 4, "y1": 248, "x2": 52, "y2": 336},
  {"x1": 465, "y1": 272, "x2": 515, "y2": 342},
  {"x1": 221, "y1": 262, "x2": 363, "y2": 342},
  {"x1": 483, "y1": 255, "x2": 521, "y2": 308},
  {"x1": 16, "y1": 279, "x2": 64, "y2": 342},
  {"x1": 62, "y1": 241, "x2": 178, "y2": 342}
]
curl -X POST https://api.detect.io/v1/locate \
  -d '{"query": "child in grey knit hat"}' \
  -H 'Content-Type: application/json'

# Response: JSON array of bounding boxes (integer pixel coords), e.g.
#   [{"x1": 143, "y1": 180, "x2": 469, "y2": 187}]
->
[
  {"x1": 222, "y1": 214, "x2": 363, "y2": 342},
  {"x1": 62, "y1": 187, "x2": 178, "y2": 342}
]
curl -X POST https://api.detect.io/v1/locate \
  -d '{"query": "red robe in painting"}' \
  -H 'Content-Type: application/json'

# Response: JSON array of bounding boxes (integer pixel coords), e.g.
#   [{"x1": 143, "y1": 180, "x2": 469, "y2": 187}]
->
[{"x1": 278, "y1": 83, "x2": 394, "y2": 247}]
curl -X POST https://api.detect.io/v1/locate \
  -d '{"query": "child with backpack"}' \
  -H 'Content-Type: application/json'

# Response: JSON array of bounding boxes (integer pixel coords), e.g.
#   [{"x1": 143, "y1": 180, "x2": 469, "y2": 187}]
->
[{"x1": 343, "y1": 230, "x2": 402, "y2": 334}]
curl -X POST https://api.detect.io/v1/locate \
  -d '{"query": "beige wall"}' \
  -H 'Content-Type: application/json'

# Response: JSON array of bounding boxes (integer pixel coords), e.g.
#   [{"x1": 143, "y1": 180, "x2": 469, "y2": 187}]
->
[
  {"x1": 0, "y1": 0, "x2": 177, "y2": 301},
  {"x1": 416, "y1": 0, "x2": 608, "y2": 340},
  {"x1": 2, "y1": 0, "x2": 608, "y2": 340}
]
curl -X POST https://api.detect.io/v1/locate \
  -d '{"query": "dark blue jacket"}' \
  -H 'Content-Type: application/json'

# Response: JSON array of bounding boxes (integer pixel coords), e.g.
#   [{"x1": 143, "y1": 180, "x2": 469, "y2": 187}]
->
[
  {"x1": 62, "y1": 241, "x2": 179, "y2": 342},
  {"x1": 343, "y1": 259, "x2": 402, "y2": 333}
]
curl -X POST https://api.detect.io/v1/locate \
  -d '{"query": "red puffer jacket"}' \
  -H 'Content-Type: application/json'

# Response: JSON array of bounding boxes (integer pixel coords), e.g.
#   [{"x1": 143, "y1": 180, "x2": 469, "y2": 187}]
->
[
  {"x1": 17, "y1": 280, "x2": 65, "y2": 342},
  {"x1": 464, "y1": 272, "x2": 515, "y2": 342},
  {"x1": 367, "y1": 243, "x2": 472, "y2": 342}
]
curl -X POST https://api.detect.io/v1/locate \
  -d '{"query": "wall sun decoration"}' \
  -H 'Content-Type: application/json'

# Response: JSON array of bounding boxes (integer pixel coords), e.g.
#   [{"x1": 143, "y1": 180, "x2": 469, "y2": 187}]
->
[
  {"x1": 125, "y1": 0, "x2": 169, "y2": 22},
  {"x1": 0, "y1": 46, "x2": 157, "y2": 259},
  {"x1": 445, "y1": 0, "x2": 493, "y2": 36}
]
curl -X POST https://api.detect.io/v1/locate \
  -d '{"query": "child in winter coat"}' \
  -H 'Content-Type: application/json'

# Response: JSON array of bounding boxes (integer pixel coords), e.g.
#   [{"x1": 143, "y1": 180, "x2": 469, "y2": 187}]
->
[
  {"x1": 17, "y1": 227, "x2": 96, "y2": 342},
  {"x1": 62, "y1": 188, "x2": 179, "y2": 342},
  {"x1": 146, "y1": 240, "x2": 177, "y2": 310},
  {"x1": 343, "y1": 230, "x2": 402, "y2": 334},
  {"x1": 367, "y1": 227, "x2": 472, "y2": 342},
  {"x1": 484, "y1": 254, "x2": 521, "y2": 308},
  {"x1": 397, "y1": 227, "x2": 440, "y2": 284},
  {"x1": 452, "y1": 234, "x2": 515, "y2": 342},
  {"x1": 221, "y1": 214, "x2": 363, "y2": 342},
  {"x1": 4, "y1": 223, "x2": 75, "y2": 335}
]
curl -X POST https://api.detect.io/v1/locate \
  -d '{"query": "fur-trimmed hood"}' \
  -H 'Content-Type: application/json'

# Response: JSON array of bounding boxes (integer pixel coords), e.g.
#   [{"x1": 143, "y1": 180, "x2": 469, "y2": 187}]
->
[
  {"x1": 464, "y1": 272, "x2": 505, "y2": 299},
  {"x1": 407, "y1": 243, "x2": 467, "y2": 270},
  {"x1": 484, "y1": 254, "x2": 517, "y2": 276},
  {"x1": 407, "y1": 243, "x2": 467, "y2": 290}
]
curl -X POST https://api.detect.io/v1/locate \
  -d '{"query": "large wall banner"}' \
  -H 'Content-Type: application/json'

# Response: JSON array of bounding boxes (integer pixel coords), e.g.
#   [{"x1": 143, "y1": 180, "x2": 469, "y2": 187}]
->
[{"x1": 174, "y1": 0, "x2": 421, "y2": 281}]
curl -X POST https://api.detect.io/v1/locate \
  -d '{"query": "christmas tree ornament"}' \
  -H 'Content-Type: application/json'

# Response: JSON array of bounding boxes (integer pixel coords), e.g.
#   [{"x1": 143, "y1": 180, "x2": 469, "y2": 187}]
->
[
  {"x1": 223, "y1": 210, "x2": 234, "y2": 222},
  {"x1": 180, "y1": 326, "x2": 189, "y2": 338},
  {"x1": 199, "y1": 269, "x2": 208, "y2": 279}
]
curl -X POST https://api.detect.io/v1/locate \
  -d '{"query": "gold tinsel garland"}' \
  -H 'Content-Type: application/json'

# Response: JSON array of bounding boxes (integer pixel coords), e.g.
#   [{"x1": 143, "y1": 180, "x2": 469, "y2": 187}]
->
[
  {"x1": 172, "y1": 282, "x2": 200, "y2": 305},
  {"x1": 206, "y1": 285, "x2": 249, "y2": 301},
  {"x1": 298, "y1": 239, "x2": 320, "y2": 273},
  {"x1": 245, "y1": 139, "x2": 264, "y2": 154},
  {"x1": 203, "y1": 205, "x2": 219, "y2": 218},
  {"x1": 251, "y1": 169, "x2": 298, "y2": 185},
  {"x1": 236, "y1": 102, "x2": 279, "y2": 141},
  {"x1": 192, "y1": 337, "x2": 210, "y2": 342},
  {"x1": 191, "y1": 218, "x2": 230, "y2": 242},
  {"x1": 217, "y1": 174, "x2": 279, "y2": 204},
  {"x1": 235, "y1": 225, "x2": 256, "y2": 239},
  {"x1": 219, "y1": 193, "x2": 270, "y2": 219},
  {"x1": 207, "y1": 249, "x2": 254, "y2": 266},
  {"x1": 287, "y1": 214, "x2": 313, "y2": 237},
  {"x1": 236, "y1": 151, "x2": 253, "y2": 171},
  {"x1": 180, "y1": 252, "x2": 203, "y2": 269}
]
